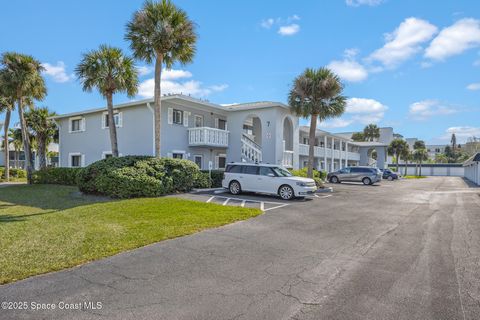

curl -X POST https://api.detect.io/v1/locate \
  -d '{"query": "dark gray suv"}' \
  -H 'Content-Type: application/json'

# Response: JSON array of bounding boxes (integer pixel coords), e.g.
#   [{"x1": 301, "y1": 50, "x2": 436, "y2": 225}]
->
[{"x1": 327, "y1": 166, "x2": 382, "y2": 185}]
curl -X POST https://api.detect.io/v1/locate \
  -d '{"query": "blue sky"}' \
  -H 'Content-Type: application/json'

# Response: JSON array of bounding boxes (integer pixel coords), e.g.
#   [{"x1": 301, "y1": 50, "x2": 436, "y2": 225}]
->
[{"x1": 1, "y1": 0, "x2": 480, "y2": 144}]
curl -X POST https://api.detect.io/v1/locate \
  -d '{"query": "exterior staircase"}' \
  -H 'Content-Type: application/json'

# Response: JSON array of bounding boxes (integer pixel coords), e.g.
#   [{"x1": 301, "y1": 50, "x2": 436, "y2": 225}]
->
[{"x1": 241, "y1": 133, "x2": 262, "y2": 163}]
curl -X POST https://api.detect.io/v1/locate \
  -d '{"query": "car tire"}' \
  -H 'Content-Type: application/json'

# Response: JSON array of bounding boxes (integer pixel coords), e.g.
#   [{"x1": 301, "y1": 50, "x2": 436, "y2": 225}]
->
[
  {"x1": 278, "y1": 185, "x2": 295, "y2": 200},
  {"x1": 387, "y1": 176, "x2": 393, "y2": 181},
  {"x1": 362, "y1": 177, "x2": 372, "y2": 185},
  {"x1": 330, "y1": 176, "x2": 339, "y2": 183},
  {"x1": 229, "y1": 180, "x2": 241, "y2": 195}
]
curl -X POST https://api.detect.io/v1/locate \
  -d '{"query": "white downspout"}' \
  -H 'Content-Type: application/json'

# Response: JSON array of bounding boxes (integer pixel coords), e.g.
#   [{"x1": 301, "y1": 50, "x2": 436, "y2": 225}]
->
[{"x1": 146, "y1": 102, "x2": 155, "y2": 156}]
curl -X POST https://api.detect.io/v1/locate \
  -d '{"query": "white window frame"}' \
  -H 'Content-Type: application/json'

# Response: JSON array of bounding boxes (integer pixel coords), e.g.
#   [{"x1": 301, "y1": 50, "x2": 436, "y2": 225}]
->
[
  {"x1": 215, "y1": 153, "x2": 227, "y2": 169},
  {"x1": 194, "y1": 115, "x2": 204, "y2": 128},
  {"x1": 172, "y1": 109, "x2": 184, "y2": 125},
  {"x1": 101, "y1": 111, "x2": 123, "y2": 129},
  {"x1": 69, "y1": 116, "x2": 85, "y2": 133},
  {"x1": 68, "y1": 152, "x2": 85, "y2": 168},
  {"x1": 193, "y1": 155, "x2": 203, "y2": 168}
]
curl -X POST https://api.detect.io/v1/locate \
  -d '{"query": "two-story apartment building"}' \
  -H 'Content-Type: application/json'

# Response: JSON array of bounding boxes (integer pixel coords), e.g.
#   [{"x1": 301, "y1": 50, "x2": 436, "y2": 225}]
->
[{"x1": 53, "y1": 94, "x2": 387, "y2": 171}]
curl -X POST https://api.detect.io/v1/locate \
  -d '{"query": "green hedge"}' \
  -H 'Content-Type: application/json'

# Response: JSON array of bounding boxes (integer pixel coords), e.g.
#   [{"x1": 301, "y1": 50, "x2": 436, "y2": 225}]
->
[
  {"x1": 290, "y1": 167, "x2": 326, "y2": 188},
  {"x1": 32, "y1": 167, "x2": 82, "y2": 185},
  {"x1": 78, "y1": 156, "x2": 203, "y2": 198},
  {"x1": 200, "y1": 170, "x2": 224, "y2": 188},
  {"x1": 193, "y1": 172, "x2": 211, "y2": 188},
  {"x1": 0, "y1": 167, "x2": 27, "y2": 179}
]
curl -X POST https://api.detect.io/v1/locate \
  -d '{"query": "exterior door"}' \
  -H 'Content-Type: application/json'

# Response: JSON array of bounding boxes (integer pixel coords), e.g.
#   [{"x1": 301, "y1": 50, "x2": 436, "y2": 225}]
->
[
  {"x1": 255, "y1": 166, "x2": 278, "y2": 193},
  {"x1": 240, "y1": 165, "x2": 258, "y2": 191}
]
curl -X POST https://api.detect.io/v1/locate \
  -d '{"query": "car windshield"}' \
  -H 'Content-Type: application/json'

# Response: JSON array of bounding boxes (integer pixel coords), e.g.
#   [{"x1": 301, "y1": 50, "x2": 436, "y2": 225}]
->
[{"x1": 272, "y1": 167, "x2": 293, "y2": 177}]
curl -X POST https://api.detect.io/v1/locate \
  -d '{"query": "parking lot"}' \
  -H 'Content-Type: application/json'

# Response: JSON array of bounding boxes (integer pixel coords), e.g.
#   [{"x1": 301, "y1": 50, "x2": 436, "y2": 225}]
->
[{"x1": 2, "y1": 176, "x2": 480, "y2": 320}]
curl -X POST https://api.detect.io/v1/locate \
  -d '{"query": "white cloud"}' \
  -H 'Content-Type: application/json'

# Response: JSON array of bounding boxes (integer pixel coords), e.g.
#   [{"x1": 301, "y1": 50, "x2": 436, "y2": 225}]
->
[
  {"x1": 346, "y1": 0, "x2": 384, "y2": 7},
  {"x1": 278, "y1": 24, "x2": 300, "y2": 36},
  {"x1": 260, "y1": 18, "x2": 274, "y2": 29},
  {"x1": 474, "y1": 59, "x2": 480, "y2": 66},
  {"x1": 42, "y1": 61, "x2": 72, "y2": 83},
  {"x1": 425, "y1": 18, "x2": 480, "y2": 61},
  {"x1": 318, "y1": 97, "x2": 387, "y2": 128},
  {"x1": 408, "y1": 100, "x2": 457, "y2": 120},
  {"x1": 136, "y1": 66, "x2": 153, "y2": 76},
  {"x1": 368, "y1": 17, "x2": 438, "y2": 68},
  {"x1": 440, "y1": 126, "x2": 480, "y2": 142},
  {"x1": 328, "y1": 50, "x2": 368, "y2": 82},
  {"x1": 138, "y1": 69, "x2": 227, "y2": 98},
  {"x1": 467, "y1": 83, "x2": 480, "y2": 91}
]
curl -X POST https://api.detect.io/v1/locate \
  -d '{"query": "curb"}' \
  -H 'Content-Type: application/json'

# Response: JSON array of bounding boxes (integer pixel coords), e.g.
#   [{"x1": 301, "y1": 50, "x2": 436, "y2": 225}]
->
[
  {"x1": 316, "y1": 187, "x2": 333, "y2": 193},
  {"x1": 191, "y1": 187, "x2": 224, "y2": 193}
]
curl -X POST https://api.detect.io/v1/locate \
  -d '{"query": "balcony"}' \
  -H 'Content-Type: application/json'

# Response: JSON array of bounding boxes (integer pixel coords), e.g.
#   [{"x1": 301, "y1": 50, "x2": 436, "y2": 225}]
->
[
  {"x1": 299, "y1": 143, "x2": 361, "y2": 161},
  {"x1": 282, "y1": 150, "x2": 294, "y2": 168},
  {"x1": 299, "y1": 144, "x2": 325, "y2": 157},
  {"x1": 188, "y1": 127, "x2": 229, "y2": 147}
]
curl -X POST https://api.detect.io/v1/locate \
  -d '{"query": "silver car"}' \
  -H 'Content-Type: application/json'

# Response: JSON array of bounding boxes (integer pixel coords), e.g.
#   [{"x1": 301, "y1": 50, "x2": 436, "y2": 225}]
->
[{"x1": 327, "y1": 166, "x2": 382, "y2": 185}]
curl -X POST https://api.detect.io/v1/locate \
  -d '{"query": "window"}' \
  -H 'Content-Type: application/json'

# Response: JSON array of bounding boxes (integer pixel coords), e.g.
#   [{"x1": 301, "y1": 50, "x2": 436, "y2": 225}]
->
[
  {"x1": 339, "y1": 168, "x2": 351, "y2": 174},
  {"x1": 172, "y1": 153, "x2": 184, "y2": 159},
  {"x1": 173, "y1": 109, "x2": 183, "y2": 125},
  {"x1": 272, "y1": 167, "x2": 292, "y2": 177},
  {"x1": 217, "y1": 119, "x2": 227, "y2": 130},
  {"x1": 70, "y1": 117, "x2": 84, "y2": 133},
  {"x1": 194, "y1": 155, "x2": 202, "y2": 168},
  {"x1": 243, "y1": 124, "x2": 253, "y2": 135},
  {"x1": 103, "y1": 112, "x2": 122, "y2": 128},
  {"x1": 242, "y1": 165, "x2": 258, "y2": 175},
  {"x1": 226, "y1": 165, "x2": 242, "y2": 173},
  {"x1": 102, "y1": 152, "x2": 113, "y2": 159},
  {"x1": 303, "y1": 137, "x2": 309, "y2": 144},
  {"x1": 259, "y1": 167, "x2": 275, "y2": 176},
  {"x1": 70, "y1": 154, "x2": 82, "y2": 167},
  {"x1": 194, "y1": 115, "x2": 203, "y2": 128},
  {"x1": 217, "y1": 156, "x2": 226, "y2": 169}
]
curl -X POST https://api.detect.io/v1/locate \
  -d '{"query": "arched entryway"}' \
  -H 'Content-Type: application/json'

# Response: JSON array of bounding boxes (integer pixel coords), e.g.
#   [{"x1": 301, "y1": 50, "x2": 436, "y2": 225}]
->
[{"x1": 282, "y1": 116, "x2": 294, "y2": 168}]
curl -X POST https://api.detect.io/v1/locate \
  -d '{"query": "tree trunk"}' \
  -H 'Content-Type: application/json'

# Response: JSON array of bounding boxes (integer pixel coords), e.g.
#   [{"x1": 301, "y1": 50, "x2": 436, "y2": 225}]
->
[
  {"x1": 15, "y1": 147, "x2": 19, "y2": 168},
  {"x1": 395, "y1": 151, "x2": 399, "y2": 172},
  {"x1": 154, "y1": 54, "x2": 163, "y2": 157},
  {"x1": 307, "y1": 114, "x2": 318, "y2": 178},
  {"x1": 404, "y1": 159, "x2": 408, "y2": 176},
  {"x1": 419, "y1": 160, "x2": 422, "y2": 176},
  {"x1": 106, "y1": 92, "x2": 119, "y2": 157},
  {"x1": 3, "y1": 109, "x2": 11, "y2": 181},
  {"x1": 17, "y1": 98, "x2": 33, "y2": 184},
  {"x1": 38, "y1": 136, "x2": 47, "y2": 170}
]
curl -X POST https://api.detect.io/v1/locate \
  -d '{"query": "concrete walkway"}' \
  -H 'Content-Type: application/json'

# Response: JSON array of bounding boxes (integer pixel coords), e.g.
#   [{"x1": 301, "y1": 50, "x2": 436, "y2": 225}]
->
[{"x1": 1, "y1": 177, "x2": 479, "y2": 319}]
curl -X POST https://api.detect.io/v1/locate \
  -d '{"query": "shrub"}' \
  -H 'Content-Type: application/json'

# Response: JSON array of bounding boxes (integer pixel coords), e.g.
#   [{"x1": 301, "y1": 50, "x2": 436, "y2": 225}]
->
[
  {"x1": 32, "y1": 167, "x2": 82, "y2": 185},
  {"x1": 200, "y1": 170, "x2": 224, "y2": 188},
  {"x1": 193, "y1": 171, "x2": 211, "y2": 188},
  {"x1": 290, "y1": 167, "x2": 326, "y2": 188},
  {"x1": 1, "y1": 167, "x2": 27, "y2": 179},
  {"x1": 77, "y1": 156, "x2": 202, "y2": 198}
]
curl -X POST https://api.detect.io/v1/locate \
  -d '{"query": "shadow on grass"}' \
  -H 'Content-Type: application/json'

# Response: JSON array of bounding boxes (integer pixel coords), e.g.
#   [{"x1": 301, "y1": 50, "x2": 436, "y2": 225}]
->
[{"x1": 0, "y1": 210, "x2": 57, "y2": 223}]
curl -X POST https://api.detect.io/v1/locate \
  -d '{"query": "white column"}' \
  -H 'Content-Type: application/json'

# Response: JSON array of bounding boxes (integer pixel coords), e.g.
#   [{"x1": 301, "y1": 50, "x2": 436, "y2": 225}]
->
[
  {"x1": 324, "y1": 135, "x2": 327, "y2": 171},
  {"x1": 339, "y1": 140, "x2": 343, "y2": 168},
  {"x1": 345, "y1": 141, "x2": 349, "y2": 167},
  {"x1": 331, "y1": 137, "x2": 335, "y2": 172}
]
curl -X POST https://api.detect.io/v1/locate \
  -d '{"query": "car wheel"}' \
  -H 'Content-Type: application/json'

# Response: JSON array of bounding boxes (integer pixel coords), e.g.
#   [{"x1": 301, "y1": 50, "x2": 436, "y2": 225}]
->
[
  {"x1": 362, "y1": 177, "x2": 372, "y2": 185},
  {"x1": 330, "y1": 176, "x2": 339, "y2": 183},
  {"x1": 278, "y1": 185, "x2": 294, "y2": 200},
  {"x1": 387, "y1": 176, "x2": 393, "y2": 181},
  {"x1": 229, "y1": 181, "x2": 241, "y2": 195}
]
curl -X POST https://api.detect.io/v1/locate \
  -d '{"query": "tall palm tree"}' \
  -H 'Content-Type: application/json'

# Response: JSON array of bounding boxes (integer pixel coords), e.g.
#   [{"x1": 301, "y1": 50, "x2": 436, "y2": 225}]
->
[
  {"x1": 25, "y1": 107, "x2": 57, "y2": 169},
  {"x1": 0, "y1": 70, "x2": 16, "y2": 181},
  {"x1": 125, "y1": 0, "x2": 197, "y2": 157},
  {"x1": 413, "y1": 148, "x2": 428, "y2": 176},
  {"x1": 413, "y1": 140, "x2": 425, "y2": 176},
  {"x1": 388, "y1": 138, "x2": 408, "y2": 173},
  {"x1": 400, "y1": 147, "x2": 412, "y2": 176},
  {"x1": 75, "y1": 45, "x2": 138, "y2": 157},
  {"x1": 0, "y1": 52, "x2": 46, "y2": 184},
  {"x1": 289, "y1": 67, "x2": 346, "y2": 178},
  {"x1": 363, "y1": 124, "x2": 380, "y2": 142},
  {"x1": 8, "y1": 128, "x2": 23, "y2": 168}
]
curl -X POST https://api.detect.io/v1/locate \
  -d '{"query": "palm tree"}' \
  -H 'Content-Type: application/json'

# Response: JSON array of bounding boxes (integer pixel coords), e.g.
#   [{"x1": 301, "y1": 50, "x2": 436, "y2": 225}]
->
[
  {"x1": 400, "y1": 147, "x2": 411, "y2": 176},
  {"x1": 125, "y1": 0, "x2": 197, "y2": 157},
  {"x1": 388, "y1": 138, "x2": 408, "y2": 173},
  {"x1": 75, "y1": 45, "x2": 138, "y2": 157},
  {"x1": 413, "y1": 148, "x2": 428, "y2": 176},
  {"x1": 8, "y1": 128, "x2": 23, "y2": 168},
  {"x1": 0, "y1": 52, "x2": 46, "y2": 184},
  {"x1": 413, "y1": 140, "x2": 425, "y2": 175},
  {"x1": 363, "y1": 124, "x2": 380, "y2": 142},
  {"x1": 0, "y1": 70, "x2": 16, "y2": 181},
  {"x1": 289, "y1": 67, "x2": 346, "y2": 178},
  {"x1": 351, "y1": 132, "x2": 365, "y2": 142},
  {"x1": 25, "y1": 107, "x2": 57, "y2": 169}
]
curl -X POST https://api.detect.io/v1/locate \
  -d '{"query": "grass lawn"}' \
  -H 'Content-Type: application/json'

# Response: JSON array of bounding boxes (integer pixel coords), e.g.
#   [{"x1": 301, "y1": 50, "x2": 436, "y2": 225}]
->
[
  {"x1": 0, "y1": 185, "x2": 261, "y2": 284},
  {"x1": 403, "y1": 175, "x2": 427, "y2": 179}
]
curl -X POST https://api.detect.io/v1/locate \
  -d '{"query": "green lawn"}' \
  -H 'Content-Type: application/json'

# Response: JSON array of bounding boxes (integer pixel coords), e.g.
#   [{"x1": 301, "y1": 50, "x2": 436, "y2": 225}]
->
[
  {"x1": 403, "y1": 175, "x2": 427, "y2": 179},
  {"x1": 0, "y1": 185, "x2": 261, "y2": 284}
]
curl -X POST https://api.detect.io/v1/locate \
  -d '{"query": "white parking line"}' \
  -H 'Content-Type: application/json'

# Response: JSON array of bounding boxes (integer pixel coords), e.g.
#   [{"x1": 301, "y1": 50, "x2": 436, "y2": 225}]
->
[
  {"x1": 241, "y1": 200, "x2": 246, "y2": 207},
  {"x1": 263, "y1": 203, "x2": 289, "y2": 212},
  {"x1": 206, "y1": 196, "x2": 215, "y2": 203},
  {"x1": 222, "y1": 198, "x2": 230, "y2": 206},
  {"x1": 205, "y1": 195, "x2": 290, "y2": 212}
]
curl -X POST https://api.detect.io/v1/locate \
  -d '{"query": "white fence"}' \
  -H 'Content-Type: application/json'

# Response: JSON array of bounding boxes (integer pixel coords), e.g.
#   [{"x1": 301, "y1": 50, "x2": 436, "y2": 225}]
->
[{"x1": 464, "y1": 155, "x2": 480, "y2": 185}]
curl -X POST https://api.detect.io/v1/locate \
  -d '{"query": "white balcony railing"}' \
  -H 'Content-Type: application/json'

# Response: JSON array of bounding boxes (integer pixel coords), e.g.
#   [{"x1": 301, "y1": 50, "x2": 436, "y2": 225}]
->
[
  {"x1": 298, "y1": 144, "x2": 325, "y2": 157},
  {"x1": 241, "y1": 134, "x2": 262, "y2": 163},
  {"x1": 299, "y1": 143, "x2": 360, "y2": 161},
  {"x1": 188, "y1": 127, "x2": 229, "y2": 147}
]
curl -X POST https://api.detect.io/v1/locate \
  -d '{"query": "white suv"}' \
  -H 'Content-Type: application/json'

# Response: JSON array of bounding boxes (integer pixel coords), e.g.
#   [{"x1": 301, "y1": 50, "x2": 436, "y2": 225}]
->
[{"x1": 222, "y1": 163, "x2": 317, "y2": 200}]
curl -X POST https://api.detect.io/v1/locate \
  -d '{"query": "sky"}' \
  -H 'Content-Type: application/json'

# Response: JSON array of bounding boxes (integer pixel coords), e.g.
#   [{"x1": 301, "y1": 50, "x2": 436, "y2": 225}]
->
[{"x1": 1, "y1": 0, "x2": 480, "y2": 144}]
